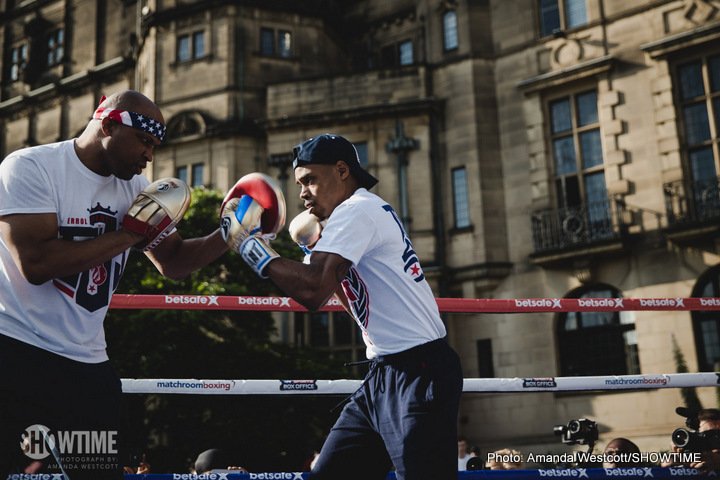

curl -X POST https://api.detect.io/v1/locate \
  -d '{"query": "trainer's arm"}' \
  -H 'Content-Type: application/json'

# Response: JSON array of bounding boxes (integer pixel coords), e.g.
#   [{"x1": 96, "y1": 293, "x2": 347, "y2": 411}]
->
[
  {"x1": 145, "y1": 228, "x2": 229, "y2": 281},
  {"x1": 0, "y1": 213, "x2": 142, "y2": 285},
  {"x1": 265, "y1": 251, "x2": 351, "y2": 311}
]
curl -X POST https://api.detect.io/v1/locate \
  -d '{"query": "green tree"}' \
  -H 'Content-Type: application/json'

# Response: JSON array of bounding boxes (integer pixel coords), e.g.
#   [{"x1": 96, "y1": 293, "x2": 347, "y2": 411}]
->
[
  {"x1": 105, "y1": 188, "x2": 349, "y2": 472},
  {"x1": 672, "y1": 334, "x2": 703, "y2": 413}
]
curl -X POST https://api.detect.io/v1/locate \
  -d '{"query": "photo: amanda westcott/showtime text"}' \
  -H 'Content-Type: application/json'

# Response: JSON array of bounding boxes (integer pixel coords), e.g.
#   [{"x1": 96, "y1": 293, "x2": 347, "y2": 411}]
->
[{"x1": 486, "y1": 450, "x2": 703, "y2": 466}]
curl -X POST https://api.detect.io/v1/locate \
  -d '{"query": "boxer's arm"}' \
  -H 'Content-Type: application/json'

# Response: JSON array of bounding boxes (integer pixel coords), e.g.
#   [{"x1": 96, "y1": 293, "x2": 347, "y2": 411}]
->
[
  {"x1": 265, "y1": 251, "x2": 351, "y2": 311},
  {"x1": 144, "y1": 228, "x2": 228, "y2": 280},
  {"x1": 0, "y1": 212, "x2": 142, "y2": 285}
]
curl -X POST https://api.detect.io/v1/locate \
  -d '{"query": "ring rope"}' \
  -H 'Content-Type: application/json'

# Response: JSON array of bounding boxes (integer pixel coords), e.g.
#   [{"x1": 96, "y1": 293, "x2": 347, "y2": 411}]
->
[
  {"x1": 110, "y1": 294, "x2": 720, "y2": 313},
  {"x1": 122, "y1": 470, "x2": 705, "y2": 479},
  {"x1": 120, "y1": 372, "x2": 720, "y2": 395}
]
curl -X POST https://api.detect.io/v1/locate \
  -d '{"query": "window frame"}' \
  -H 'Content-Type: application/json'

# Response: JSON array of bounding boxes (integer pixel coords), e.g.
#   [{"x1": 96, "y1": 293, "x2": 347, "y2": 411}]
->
[
  {"x1": 191, "y1": 162, "x2": 204, "y2": 187},
  {"x1": 452, "y1": 166, "x2": 471, "y2": 229},
  {"x1": 556, "y1": 284, "x2": 639, "y2": 377},
  {"x1": 442, "y1": 10, "x2": 459, "y2": 52},
  {"x1": 538, "y1": 0, "x2": 588, "y2": 38},
  {"x1": 673, "y1": 52, "x2": 720, "y2": 184},
  {"x1": 546, "y1": 88, "x2": 606, "y2": 210},
  {"x1": 176, "y1": 30, "x2": 207, "y2": 63},
  {"x1": 9, "y1": 42, "x2": 28, "y2": 82},
  {"x1": 692, "y1": 265, "x2": 720, "y2": 372},
  {"x1": 46, "y1": 28, "x2": 65, "y2": 67},
  {"x1": 259, "y1": 27, "x2": 293, "y2": 59}
]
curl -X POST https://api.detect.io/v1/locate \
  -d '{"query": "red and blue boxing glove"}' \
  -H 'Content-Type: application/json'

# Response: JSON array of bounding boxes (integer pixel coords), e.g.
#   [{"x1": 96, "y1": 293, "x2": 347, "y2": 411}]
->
[{"x1": 220, "y1": 173, "x2": 286, "y2": 278}]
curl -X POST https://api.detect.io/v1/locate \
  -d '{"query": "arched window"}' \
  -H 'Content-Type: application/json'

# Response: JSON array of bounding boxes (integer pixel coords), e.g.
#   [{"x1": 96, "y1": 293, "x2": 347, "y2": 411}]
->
[
  {"x1": 692, "y1": 266, "x2": 720, "y2": 371},
  {"x1": 557, "y1": 284, "x2": 639, "y2": 376}
]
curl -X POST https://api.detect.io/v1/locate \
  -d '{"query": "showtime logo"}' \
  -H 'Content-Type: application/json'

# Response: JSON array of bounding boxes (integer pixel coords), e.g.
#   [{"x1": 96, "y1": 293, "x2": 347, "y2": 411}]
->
[
  {"x1": 165, "y1": 295, "x2": 219, "y2": 306},
  {"x1": 514, "y1": 299, "x2": 561, "y2": 308}
]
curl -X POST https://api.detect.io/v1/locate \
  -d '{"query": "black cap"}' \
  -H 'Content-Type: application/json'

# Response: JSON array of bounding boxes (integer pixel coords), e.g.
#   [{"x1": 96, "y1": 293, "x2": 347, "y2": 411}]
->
[{"x1": 292, "y1": 134, "x2": 379, "y2": 189}]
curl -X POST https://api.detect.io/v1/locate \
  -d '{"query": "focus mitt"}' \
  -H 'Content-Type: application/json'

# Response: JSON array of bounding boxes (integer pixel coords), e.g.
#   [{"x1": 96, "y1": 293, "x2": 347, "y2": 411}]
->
[{"x1": 123, "y1": 178, "x2": 191, "y2": 251}]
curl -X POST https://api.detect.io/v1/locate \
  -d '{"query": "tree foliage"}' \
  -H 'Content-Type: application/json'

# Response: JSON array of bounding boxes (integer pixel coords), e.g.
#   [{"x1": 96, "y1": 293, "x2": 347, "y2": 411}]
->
[
  {"x1": 672, "y1": 334, "x2": 703, "y2": 414},
  {"x1": 105, "y1": 188, "x2": 349, "y2": 472}
]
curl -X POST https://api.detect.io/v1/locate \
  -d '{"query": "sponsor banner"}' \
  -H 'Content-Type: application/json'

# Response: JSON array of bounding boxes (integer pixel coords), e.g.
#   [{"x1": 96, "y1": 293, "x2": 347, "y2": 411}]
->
[
  {"x1": 121, "y1": 468, "x2": 716, "y2": 479},
  {"x1": 122, "y1": 373, "x2": 720, "y2": 395},
  {"x1": 279, "y1": 380, "x2": 318, "y2": 391},
  {"x1": 111, "y1": 295, "x2": 720, "y2": 313},
  {"x1": 121, "y1": 379, "x2": 363, "y2": 395},
  {"x1": 523, "y1": 378, "x2": 558, "y2": 389}
]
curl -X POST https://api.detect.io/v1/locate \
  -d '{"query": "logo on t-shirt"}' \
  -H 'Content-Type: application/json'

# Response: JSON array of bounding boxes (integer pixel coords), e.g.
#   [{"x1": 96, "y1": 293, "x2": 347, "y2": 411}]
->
[
  {"x1": 341, "y1": 266, "x2": 370, "y2": 328},
  {"x1": 382, "y1": 205, "x2": 425, "y2": 283},
  {"x1": 53, "y1": 203, "x2": 126, "y2": 312}
]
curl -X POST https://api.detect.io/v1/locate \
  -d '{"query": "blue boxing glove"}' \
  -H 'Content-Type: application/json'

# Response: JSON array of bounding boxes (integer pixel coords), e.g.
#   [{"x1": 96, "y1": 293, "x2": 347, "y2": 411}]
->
[
  {"x1": 239, "y1": 235, "x2": 279, "y2": 278},
  {"x1": 220, "y1": 195, "x2": 264, "y2": 253}
]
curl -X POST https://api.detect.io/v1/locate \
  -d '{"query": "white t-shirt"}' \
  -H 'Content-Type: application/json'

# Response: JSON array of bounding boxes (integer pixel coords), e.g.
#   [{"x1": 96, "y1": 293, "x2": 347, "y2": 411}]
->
[
  {"x1": 458, "y1": 453, "x2": 473, "y2": 471},
  {"x1": 0, "y1": 140, "x2": 148, "y2": 363},
  {"x1": 312, "y1": 188, "x2": 446, "y2": 358}
]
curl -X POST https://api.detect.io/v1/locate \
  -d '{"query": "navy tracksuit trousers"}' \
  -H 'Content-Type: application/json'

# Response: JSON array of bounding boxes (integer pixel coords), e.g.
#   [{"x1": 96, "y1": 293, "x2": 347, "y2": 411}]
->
[{"x1": 310, "y1": 338, "x2": 463, "y2": 480}]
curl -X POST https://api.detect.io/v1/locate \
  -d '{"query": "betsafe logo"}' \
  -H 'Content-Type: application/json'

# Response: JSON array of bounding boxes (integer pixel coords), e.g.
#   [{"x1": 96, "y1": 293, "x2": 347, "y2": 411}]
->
[{"x1": 172, "y1": 474, "x2": 304, "y2": 480}]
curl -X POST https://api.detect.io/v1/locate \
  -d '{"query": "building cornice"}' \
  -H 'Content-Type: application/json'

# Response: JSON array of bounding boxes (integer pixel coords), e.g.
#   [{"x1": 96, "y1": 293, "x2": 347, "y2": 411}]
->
[{"x1": 640, "y1": 21, "x2": 720, "y2": 58}]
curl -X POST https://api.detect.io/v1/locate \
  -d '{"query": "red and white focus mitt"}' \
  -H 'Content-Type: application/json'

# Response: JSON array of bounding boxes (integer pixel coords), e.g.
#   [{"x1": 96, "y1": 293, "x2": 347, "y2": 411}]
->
[{"x1": 123, "y1": 178, "x2": 191, "y2": 251}]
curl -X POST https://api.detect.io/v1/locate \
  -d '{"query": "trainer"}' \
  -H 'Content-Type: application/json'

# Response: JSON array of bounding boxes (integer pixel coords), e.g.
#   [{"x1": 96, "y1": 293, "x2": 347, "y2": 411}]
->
[
  {"x1": 223, "y1": 133, "x2": 463, "y2": 480},
  {"x1": 0, "y1": 90, "x2": 228, "y2": 478}
]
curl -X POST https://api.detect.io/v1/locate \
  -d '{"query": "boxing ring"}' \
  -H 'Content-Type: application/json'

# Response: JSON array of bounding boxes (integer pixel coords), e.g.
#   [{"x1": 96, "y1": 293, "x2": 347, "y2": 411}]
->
[{"x1": 112, "y1": 294, "x2": 720, "y2": 479}]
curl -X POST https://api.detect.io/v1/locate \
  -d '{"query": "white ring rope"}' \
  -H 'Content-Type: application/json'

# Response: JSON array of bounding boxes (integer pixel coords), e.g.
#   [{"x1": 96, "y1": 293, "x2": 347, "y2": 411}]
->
[{"x1": 120, "y1": 372, "x2": 719, "y2": 395}]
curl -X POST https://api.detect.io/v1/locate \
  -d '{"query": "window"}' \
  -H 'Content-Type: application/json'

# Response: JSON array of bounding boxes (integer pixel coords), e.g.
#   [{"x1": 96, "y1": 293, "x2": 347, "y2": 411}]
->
[
  {"x1": 176, "y1": 166, "x2": 188, "y2": 184},
  {"x1": 176, "y1": 164, "x2": 203, "y2": 186},
  {"x1": 443, "y1": 10, "x2": 459, "y2": 51},
  {"x1": 9, "y1": 44, "x2": 28, "y2": 82},
  {"x1": 47, "y1": 28, "x2": 64, "y2": 67},
  {"x1": 538, "y1": 0, "x2": 587, "y2": 37},
  {"x1": 557, "y1": 284, "x2": 639, "y2": 376},
  {"x1": 260, "y1": 28, "x2": 292, "y2": 58},
  {"x1": 399, "y1": 40, "x2": 414, "y2": 66},
  {"x1": 676, "y1": 54, "x2": 720, "y2": 186},
  {"x1": 550, "y1": 90, "x2": 609, "y2": 227},
  {"x1": 353, "y1": 142, "x2": 369, "y2": 168},
  {"x1": 177, "y1": 31, "x2": 206, "y2": 62},
  {"x1": 278, "y1": 30, "x2": 292, "y2": 58},
  {"x1": 191, "y1": 163, "x2": 204, "y2": 187},
  {"x1": 452, "y1": 167, "x2": 471, "y2": 229},
  {"x1": 476, "y1": 339, "x2": 494, "y2": 377},
  {"x1": 294, "y1": 311, "x2": 364, "y2": 366},
  {"x1": 692, "y1": 266, "x2": 720, "y2": 371},
  {"x1": 260, "y1": 28, "x2": 274, "y2": 55},
  {"x1": 380, "y1": 41, "x2": 415, "y2": 68}
]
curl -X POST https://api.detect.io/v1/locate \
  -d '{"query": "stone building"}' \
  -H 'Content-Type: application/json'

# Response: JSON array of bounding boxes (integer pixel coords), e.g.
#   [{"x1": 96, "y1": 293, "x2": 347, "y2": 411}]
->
[{"x1": 2, "y1": 0, "x2": 720, "y2": 456}]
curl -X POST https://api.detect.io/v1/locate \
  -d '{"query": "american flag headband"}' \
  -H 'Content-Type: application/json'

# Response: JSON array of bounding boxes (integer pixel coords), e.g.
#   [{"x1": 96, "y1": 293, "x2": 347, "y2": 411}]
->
[{"x1": 93, "y1": 104, "x2": 166, "y2": 143}]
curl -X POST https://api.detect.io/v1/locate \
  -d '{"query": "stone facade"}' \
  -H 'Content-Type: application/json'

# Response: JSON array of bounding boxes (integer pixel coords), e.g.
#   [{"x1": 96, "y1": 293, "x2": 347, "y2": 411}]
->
[{"x1": 2, "y1": 0, "x2": 720, "y2": 459}]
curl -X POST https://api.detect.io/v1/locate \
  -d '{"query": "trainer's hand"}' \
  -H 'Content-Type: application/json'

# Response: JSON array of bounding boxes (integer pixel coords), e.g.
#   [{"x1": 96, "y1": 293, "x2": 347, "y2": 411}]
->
[
  {"x1": 289, "y1": 209, "x2": 324, "y2": 255},
  {"x1": 220, "y1": 195, "x2": 264, "y2": 253},
  {"x1": 240, "y1": 235, "x2": 279, "y2": 278},
  {"x1": 123, "y1": 178, "x2": 191, "y2": 251}
]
